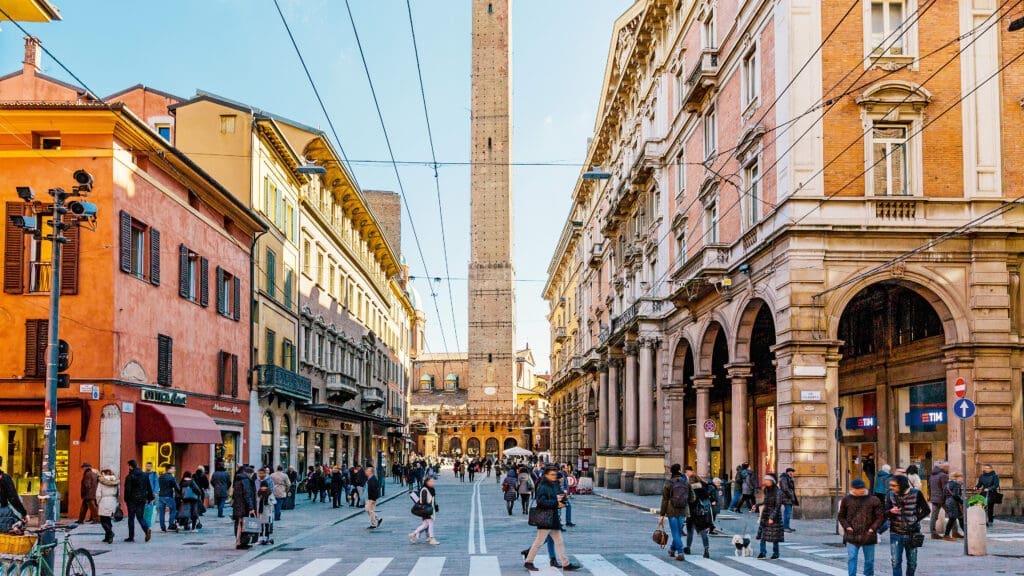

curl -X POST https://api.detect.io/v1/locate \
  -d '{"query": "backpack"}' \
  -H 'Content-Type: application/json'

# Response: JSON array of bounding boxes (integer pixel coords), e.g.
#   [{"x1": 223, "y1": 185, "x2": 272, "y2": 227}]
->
[
  {"x1": 670, "y1": 478, "x2": 690, "y2": 510},
  {"x1": 691, "y1": 499, "x2": 713, "y2": 530}
]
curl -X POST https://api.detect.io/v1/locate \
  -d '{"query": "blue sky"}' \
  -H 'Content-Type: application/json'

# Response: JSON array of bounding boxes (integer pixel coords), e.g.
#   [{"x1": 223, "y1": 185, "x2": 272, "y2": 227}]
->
[{"x1": 1, "y1": 0, "x2": 629, "y2": 371}]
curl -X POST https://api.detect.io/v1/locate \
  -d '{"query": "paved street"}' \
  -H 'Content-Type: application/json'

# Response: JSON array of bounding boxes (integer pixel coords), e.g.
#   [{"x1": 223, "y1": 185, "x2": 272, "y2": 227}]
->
[{"x1": 71, "y1": 471, "x2": 1020, "y2": 576}]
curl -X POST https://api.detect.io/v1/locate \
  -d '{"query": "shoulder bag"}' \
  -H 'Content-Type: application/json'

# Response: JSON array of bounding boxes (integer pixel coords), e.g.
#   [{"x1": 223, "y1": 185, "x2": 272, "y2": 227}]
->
[{"x1": 113, "y1": 484, "x2": 125, "y2": 522}]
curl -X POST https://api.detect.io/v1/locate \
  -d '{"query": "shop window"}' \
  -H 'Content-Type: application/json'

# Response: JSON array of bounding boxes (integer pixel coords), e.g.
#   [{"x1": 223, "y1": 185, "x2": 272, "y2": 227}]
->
[
  {"x1": 24, "y1": 319, "x2": 48, "y2": 378},
  {"x1": 261, "y1": 412, "x2": 274, "y2": 469},
  {"x1": 279, "y1": 415, "x2": 291, "y2": 468},
  {"x1": 157, "y1": 334, "x2": 173, "y2": 387},
  {"x1": 0, "y1": 425, "x2": 70, "y2": 512}
]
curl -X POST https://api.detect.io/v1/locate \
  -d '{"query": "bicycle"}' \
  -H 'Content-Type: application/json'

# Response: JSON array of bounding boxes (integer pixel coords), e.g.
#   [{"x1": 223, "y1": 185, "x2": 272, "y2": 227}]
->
[{"x1": 15, "y1": 523, "x2": 94, "y2": 576}]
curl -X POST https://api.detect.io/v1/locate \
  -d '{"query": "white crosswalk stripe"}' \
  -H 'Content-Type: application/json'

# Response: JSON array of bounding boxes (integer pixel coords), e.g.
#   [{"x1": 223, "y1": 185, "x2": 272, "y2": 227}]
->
[
  {"x1": 730, "y1": 556, "x2": 818, "y2": 576},
  {"x1": 284, "y1": 559, "x2": 340, "y2": 576},
  {"x1": 346, "y1": 557, "x2": 393, "y2": 576},
  {"x1": 626, "y1": 553, "x2": 696, "y2": 575},
  {"x1": 781, "y1": 557, "x2": 849, "y2": 576},
  {"x1": 408, "y1": 557, "x2": 446, "y2": 576},
  {"x1": 228, "y1": 559, "x2": 289, "y2": 576},
  {"x1": 576, "y1": 554, "x2": 630, "y2": 575},
  {"x1": 683, "y1": 555, "x2": 755, "y2": 576},
  {"x1": 468, "y1": 556, "x2": 501, "y2": 576}
]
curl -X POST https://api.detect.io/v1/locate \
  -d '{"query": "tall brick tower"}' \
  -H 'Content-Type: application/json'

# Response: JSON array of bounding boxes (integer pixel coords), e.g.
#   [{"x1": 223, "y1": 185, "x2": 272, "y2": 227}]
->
[{"x1": 468, "y1": 0, "x2": 515, "y2": 409}]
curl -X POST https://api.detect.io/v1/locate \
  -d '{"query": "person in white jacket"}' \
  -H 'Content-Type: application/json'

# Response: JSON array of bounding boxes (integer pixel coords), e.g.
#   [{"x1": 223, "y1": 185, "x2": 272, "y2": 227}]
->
[{"x1": 96, "y1": 469, "x2": 120, "y2": 544}]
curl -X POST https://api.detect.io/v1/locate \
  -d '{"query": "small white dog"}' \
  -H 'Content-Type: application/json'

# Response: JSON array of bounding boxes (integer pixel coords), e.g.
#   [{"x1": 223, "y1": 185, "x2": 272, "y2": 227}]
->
[{"x1": 732, "y1": 534, "x2": 753, "y2": 557}]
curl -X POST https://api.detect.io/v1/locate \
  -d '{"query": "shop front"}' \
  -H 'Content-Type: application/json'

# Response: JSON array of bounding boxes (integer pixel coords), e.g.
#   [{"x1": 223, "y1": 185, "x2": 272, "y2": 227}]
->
[{"x1": 296, "y1": 410, "x2": 362, "y2": 469}]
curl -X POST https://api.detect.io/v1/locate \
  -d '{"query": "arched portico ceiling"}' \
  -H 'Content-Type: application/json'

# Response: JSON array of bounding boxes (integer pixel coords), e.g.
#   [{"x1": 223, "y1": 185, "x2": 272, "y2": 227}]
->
[
  {"x1": 698, "y1": 321, "x2": 729, "y2": 375},
  {"x1": 733, "y1": 297, "x2": 776, "y2": 364}
]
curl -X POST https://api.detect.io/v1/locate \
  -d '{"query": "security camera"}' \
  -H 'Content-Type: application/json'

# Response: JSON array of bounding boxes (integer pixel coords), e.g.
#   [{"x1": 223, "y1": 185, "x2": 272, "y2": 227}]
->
[
  {"x1": 68, "y1": 201, "x2": 98, "y2": 218},
  {"x1": 72, "y1": 170, "x2": 94, "y2": 194},
  {"x1": 16, "y1": 186, "x2": 35, "y2": 202},
  {"x1": 9, "y1": 215, "x2": 37, "y2": 233}
]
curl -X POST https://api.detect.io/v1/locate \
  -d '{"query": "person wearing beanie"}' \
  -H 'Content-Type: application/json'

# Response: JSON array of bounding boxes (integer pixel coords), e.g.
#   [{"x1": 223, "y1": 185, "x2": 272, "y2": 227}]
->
[
  {"x1": 658, "y1": 463, "x2": 689, "y2": 561},
  {"x1": 756, "y1": 475, "x2": 784, "y2": 559},
  {"x1": 885, "y1": 473, "x2": 930, "y2": 576},
  {"x1": 838, "y1": 478, "x2": 884, "y2": 576}
]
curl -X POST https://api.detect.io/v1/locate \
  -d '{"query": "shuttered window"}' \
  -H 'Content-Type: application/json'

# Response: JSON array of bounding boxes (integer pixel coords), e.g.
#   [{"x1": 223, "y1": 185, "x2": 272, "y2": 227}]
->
[
  {"x1": 6, "y1": 202, "x2": 80, "y2": 295},
  {"x1": 157, "y1": 334, "x2": 173, "y2": 387},
  {"x1": 215, "y1": 267, "x2": 242, "y2": 321},
  {"x1": 24, "y1": 319, "x2": 48, "y2": 378},
  {"x1": 266, "y1": 248, "x2": 277, "y2": 299},
  {"x1": 4, "y1": 202, "x2": 26, "y2": 294},
  {"x1": 217, "y1": 351, "x2": 240, "y2": 397},
  {"x1": 178, "y1": 245, "x2": 206, "y2": 305},
  {"x1": 119, "y1": 211, "x2": 159, "y2": 286},
  {"x1": 265, "y1": 329, "x2": 276, "y2": 366},
  {"x1": 283, "y1": 268, "x2": 293, "y2": 309}
]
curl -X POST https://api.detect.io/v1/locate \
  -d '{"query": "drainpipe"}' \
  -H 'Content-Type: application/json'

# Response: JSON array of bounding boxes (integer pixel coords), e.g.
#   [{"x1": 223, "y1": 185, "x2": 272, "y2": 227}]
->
[{"x1": 249, "y1": 228, "x2": 267, "y2": 467}]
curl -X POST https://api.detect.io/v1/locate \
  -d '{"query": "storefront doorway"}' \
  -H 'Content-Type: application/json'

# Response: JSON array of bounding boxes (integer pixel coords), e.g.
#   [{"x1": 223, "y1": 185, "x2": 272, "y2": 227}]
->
[{"x1": 0, "y1": 424, "x2": 70, "y2": 515}]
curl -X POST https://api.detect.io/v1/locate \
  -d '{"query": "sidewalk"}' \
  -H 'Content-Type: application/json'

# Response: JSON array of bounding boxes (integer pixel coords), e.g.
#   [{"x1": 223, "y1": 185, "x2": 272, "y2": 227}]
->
[{"x1": 80, "y1": 485, "x2": 410, "y2": 576}]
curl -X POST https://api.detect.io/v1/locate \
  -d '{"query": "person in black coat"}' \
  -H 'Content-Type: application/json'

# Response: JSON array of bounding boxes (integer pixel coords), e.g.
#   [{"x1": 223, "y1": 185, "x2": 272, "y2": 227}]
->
[
  {"x1": 365, "y1": 466, "x2": 382, "y2": 529},
  {"x1": 122, "y1": 460, "x2": 153, "y2": 543},
  {"x1": 522, "y1": 465, "x2": 580, "y2": 572},
  {"x1": 976, "y1": 464, "x2": 1000, "y2": 526},
  {"x1": 330, "y1": 467, "x2": 344, "y2": 509},
  {"x1": 756, "y1": 475, "x2": 784, "y2": 559},
  {"x1": 211, "y1": 465, "x2": 232, "y2": 518},
  {"x1": 232, "y1": 467, "x2": 256, "y2": 549}
]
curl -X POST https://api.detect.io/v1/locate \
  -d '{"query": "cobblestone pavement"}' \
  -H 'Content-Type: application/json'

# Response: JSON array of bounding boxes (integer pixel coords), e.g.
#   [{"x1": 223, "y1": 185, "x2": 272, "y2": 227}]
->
[{"x1": 159, "y1": 471, "x2": 1022, "y2": 576}]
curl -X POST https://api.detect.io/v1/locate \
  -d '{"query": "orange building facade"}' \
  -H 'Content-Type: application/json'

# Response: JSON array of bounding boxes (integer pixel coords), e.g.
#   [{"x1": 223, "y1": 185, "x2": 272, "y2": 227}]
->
[{"x1": 0, "y1": 43, "x2": 264, "y2": 516}]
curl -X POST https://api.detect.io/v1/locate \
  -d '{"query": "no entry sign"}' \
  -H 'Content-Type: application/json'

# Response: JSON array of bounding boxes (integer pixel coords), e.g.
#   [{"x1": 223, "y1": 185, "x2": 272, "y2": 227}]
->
[{"x1": 954, "y1": 377, "x2": 966, "y2": 399}]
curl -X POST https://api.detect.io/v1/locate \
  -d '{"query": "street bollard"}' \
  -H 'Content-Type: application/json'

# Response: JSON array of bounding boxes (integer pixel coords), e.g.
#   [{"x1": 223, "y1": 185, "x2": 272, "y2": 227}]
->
[{"x1": 966, "y1": 505, "x2": 987, "y2": 556}]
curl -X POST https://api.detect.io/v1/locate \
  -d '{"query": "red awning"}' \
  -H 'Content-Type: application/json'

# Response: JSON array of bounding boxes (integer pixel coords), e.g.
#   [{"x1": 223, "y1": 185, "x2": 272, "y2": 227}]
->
[{"x1": 135, "y1": 403, "x2": 223, "y2": 444}]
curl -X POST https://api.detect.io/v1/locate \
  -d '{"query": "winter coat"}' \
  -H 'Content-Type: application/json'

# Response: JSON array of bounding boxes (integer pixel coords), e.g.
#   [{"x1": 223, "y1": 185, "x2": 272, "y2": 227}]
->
[
  {"x1": 741, "y1": 469, "x2": 756, "y2": 496},
  {"x1": 838, "y1": 491, "x2": 884, "y2": 546},
  {"x1": 907, "y1": 473, "x2": 922, "y2": 492},
  {"x1": 943, "y1": 479, "x2": 964, "y2": 520},
  {"x1": 231, "y1": 474, "x2": 254, "y2": 520},
  {"x1": 80, "y1": 468, "x2": 99, "y2": 500},
  {"x1": 873, "y1": 470, "x2": 891, "y2": 496},
  {"x1": 885, "y1": 488, "x2": 930, "y2": 535},
  {"x1": 502, "y1": 475, "x2": 519, "y2": 502},
  {"x1": 211, "y1": 471, "x2": 231, "y2": 499},
  {"x1": 416, "y1": 486, "x2": 436, "y2": 519},
  {"x1": 689, "y1": 477, "x2": 715, "y2": 530},
  {"x1": 96, "y1": 474, "x2": 120, "y2": 517},
  {"x1": 976, "y1": 471, "x2": 1000, "y2": 495},
  {"x1": 928, "y1": 466, "x2": 948, "y2": 505},
  {"x1": 366, "y1": 475, "x2": 381, "y2": 501},
  {"x1": 271, "y1": 471, "x2": 291, "y2": 499},
  {"x1": 516, "y1": 472, "x2": 534, "y2": 495},
  {"x1": 756, "y1": 485, "x2": 785, "y2": 543},
  {"x1": 534, "y1": 477, "x2": 563, "y2": 530},
  {"x1": 158, "y1": 473, "x2": 179, "y2": 498},
  {"x1": 778, "y1": 473, "x2": 799, "y2": 505},
  {"x1": 123, "y1": 468, "x2": 153, "y2": 509},
  {"x1": 659, "y1": 474, "x2": 689, "y2": 518},
  {"x1": 193, "y1": 470, "x2": 210, "y2": 492}
]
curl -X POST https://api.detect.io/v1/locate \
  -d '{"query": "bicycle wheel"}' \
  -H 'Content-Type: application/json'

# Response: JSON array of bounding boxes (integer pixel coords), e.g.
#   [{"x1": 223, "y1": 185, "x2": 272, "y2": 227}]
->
[
  {"x1": 13, "y1": 560, "x2": 39, "y2": 576},
  {"x1": 64, "y1": 549, "x2": 94, "y2": 576}
]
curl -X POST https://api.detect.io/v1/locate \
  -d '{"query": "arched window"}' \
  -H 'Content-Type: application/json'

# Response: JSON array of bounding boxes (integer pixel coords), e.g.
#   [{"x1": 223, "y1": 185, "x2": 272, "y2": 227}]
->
[
  {"x1": 485, "y1": 438, "x2": 499, "y2": 455},
  {"x1": 261, "y1": 412, "x2": 274, "y2": 468},
  {"x1": 420, "y1": 374, "x2": 434, "y2": 391},
  {"x1": 467, "y1": 437, "x2": 481, "y2": 456},
  {"x1": 279, "y1": 414, "x2": 291, "y2": 468}
]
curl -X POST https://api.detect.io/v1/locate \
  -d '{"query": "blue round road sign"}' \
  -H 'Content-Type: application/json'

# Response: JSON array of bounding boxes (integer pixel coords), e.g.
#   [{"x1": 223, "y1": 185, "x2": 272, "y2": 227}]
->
[{"x1": 953, "y1": 398, "x2": 976, "y2": 420}]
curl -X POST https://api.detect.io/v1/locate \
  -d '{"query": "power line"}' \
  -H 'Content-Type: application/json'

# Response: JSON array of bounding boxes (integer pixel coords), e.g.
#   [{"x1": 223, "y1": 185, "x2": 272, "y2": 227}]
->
[
  {"x1": 343, "y1": 0, "x2": 450, "y2": 354},
  {"x1": 406, "y1": 0, "x2": 461, "y2": 351}
]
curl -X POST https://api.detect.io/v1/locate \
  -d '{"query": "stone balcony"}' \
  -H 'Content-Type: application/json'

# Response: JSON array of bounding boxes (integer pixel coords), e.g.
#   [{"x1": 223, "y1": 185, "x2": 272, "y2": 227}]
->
[
  {"x1": 255, "y1": 364, "x2": 312, "y2": 404},
  {"x1": 325, "y1": 372, "x2": 359, "y2": 402},
  {"x1": 361, "y1": 386, "x2": 386, "y2": 411},
  {"x1": 682, "y1": 49, "x2": 720, "y2": 111}
]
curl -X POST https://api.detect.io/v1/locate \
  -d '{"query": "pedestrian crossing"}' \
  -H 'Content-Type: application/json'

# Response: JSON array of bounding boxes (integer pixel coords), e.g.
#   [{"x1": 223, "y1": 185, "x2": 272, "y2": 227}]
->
[
  {"x1": 987, "y1": 531, "x2": 1024, "y2": 543},
  {"x1": 778, "y1": 542, "x2": 848, "y2": 560},
  {"x1": 221, "y1": 553, "x2": 851, "y2": 576}
]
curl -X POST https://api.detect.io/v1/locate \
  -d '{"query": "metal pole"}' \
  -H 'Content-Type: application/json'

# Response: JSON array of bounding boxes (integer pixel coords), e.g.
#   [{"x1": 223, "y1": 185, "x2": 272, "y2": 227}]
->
[
  {"x1": 962, "y1": 418, "x2": 968, "y2": 556},
  {"x1": 40, "y1": 190, "x2": 66, "y2": 576}
]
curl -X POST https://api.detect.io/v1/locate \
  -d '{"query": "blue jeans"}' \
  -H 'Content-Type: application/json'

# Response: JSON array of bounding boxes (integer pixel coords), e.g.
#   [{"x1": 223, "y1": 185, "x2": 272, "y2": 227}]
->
[
  {"x1": 274, "y1": 498, "x2": 283, "y2": 521},
  {"x1": 847, "y1": 543, "x2": 875, "y2": 576},
  {"x1": 759, "y1": 539, "x2": 780, "y2": 557},
  {"x1": 215, "y1": 496, "x2": 226, "y2": 517},
  {"x1": 729, "y1": 490, "x2": 742, "y2": 511},
  {"x1": 667, "y1": 516, "x2": 685, "y2": 555},
  {"x1": 686, "y1": 518, "x2": 709, "y2": 550},
  {"x1": 889, "y1": 534, "x2": 917, "y2": 576},
  {"x1": 564, "y1": 500, "x2": 572, "y2": 524},
  {"x1": 158, "y1": 496, "x2": 177, "y2": 530},
  {"x1": 782, "y1": 503, "x2": 793, "y2": 530}
]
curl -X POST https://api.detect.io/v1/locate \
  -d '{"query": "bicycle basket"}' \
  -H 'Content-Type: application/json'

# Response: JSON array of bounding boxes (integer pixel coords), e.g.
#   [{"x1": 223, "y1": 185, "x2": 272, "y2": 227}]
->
[{"x1": 0, "y1": 534, "x2": 35, "y2": 555}]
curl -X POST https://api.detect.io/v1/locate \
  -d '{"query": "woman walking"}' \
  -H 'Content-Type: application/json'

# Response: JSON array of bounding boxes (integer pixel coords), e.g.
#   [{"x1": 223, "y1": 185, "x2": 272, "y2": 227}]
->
[
  {"x1": 517, "y1": 466, "x2": 534, "y2": 514},
  {"x1": 685, "y1": 467, "x2": 715, "y2": 558},
  {"x1": 211, "y1": 464, "x2": 231, "y2": 518},
  {"x1": 409, "y1": 476, "x2": 440, "y2": 545},
  {"x1": 942, "y1": 471, "x2": 964, "y2": 540},
  {"x1": 658, "y1": 463, "x2": 688, "y2": 561},
  {"x1": 838, "y1": 478, "x2": 884, "y2": 576},
  {"x1": 756, "y1": 475, "x2": 784, "y2": 559},
  {"x1": 178, "y1": 471, "x2": 202, "y2": 531},
  {"x1": 502, "y1": 469, "x2": 519, "y2": 515},
  {"x1": 523, "y1": 465, "x2": 579, "y2": 572},
  {"x1": 96, "y1": 468, "x2": 120, "y2": 544},
  {"x1": 975, "y1": 464, "x2": 1000, "y2": 526}
]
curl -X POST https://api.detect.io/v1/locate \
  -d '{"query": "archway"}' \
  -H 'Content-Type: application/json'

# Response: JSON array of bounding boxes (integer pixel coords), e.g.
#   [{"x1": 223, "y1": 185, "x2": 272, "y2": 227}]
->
[
  {"x1": 449, "y1": 437, "x2": 462, "y2": 456},
  {"x1": 746, "y1": 302, "x2": 777, "y2": 479},
  {"x1": 503, "y1": 437, "x2": 518, "y2": 451},
  {"x1": 467, "y1": 437, "x2": 481, "y2": 456},
  {"x1": 670, "y1": 338, "x2": 696, "y2": 470},
  {"x1": 485, "y1": 437, "x2": 499, "y2": 457},
  {"x1": 698, "y1": 321, "x2": 730, "y2": 480},
  {"x1": 836, "y1": 281, "x2": 946, "y2": 492}
]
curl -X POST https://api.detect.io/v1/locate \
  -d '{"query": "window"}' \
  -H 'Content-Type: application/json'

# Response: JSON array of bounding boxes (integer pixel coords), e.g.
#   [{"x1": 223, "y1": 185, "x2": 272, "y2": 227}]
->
[
  {"x1": 701, "y1": 9, "x2": 716, "y2": 50},
  {"x1": 302, "y1": 326, "x2": 312, "y2": 363},
  {"x1": 316, "y1": 250, "x2": 324, "y2": 287},
  {"x1": 704, "y1": 199, "x2": 719, "y2": 244},
  {"x1": 265, "y1": 329, "x2": 276, "y2": 366},
  {"x1": 217, "y1": 351, "x2": 239, "y2": 397},
  {"x1": 178, "y1": 245, "x2": 206, "y2": 305},
  {"x1": 219, "y1": 114, "x2": 237, "y2": 134},
  {"x1": 673, "y1": 219, "x2": 687, "y2": 265},
  {"x1": 40, "y1": 136, "x2": 61, "y2": 150},
  {"x1": 871, "y1": 124, "x2": 908, "y2": 196},
  {"x1": 741, "y1": 46, "x2": 759, "y2": 108},
  {"x1": 675, "y1": 67, "x2": 685, "y2": 109},
  {"x1": 744, "y1": 160, "x2": 761, "y2": 228},
  {"x1": 283, "y1": 268, "x2": 293, "y2": 309},
  {"x1": 156, "y1": 124, "x2": 171, "y2": 142},
  {"x1": 703, "y1": 106, "x2": 717, "y2": 159},
  {"x1": 869, "y1": 0, "x2": 907, "y2": 55},
  {"x1": 283, "y1": 339, "x2": 296, "y2": 371},
  {"x1": 118, "y1": 211, "x2": 159, "y2": 286},
  {"x1": 5, "y1": 203, "x2": 80, "y2": 296},
  {"x1": 302, "y1": 240, "x2": 311, "y2": 276},
  {"x1": 328, "y1": 261, "x2": 336, "y2": 297},
  {"x1": 24, "y1": 319, "x2": 48, "y2": 378},
  {"x1": 266, "y1": 248, "x2": 277, "y2": 298},
  {"x1": 157, "y1": 334, "x2": 173, "y2": 387},
  {"x1": 675, "y1": 153, "x2": 686, "y2": 196},
  {"x1": 264, "y1": 178, "x2": 276, "y2": 221},
  {"x1": 216, "y1": 267, "x2": 240, "y2": 320}
]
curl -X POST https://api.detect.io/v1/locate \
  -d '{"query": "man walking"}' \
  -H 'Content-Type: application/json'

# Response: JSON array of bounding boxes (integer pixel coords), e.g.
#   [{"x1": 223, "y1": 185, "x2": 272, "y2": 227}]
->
[
  {"x1": 122, "y1": 460, "x2": 153, "y2": 543},
  {"x1": 365, "y1": 467, "x2": 382, "y2": 529},
  {"x1": 658, "y1": 463, "x2": 689, "y2": 561},
  {"x1": 559, "y1": 464, "x2": 575, "y2": 527},
  {"x1": 143, "y1": 462, "x2": 159, "y2": 528},
  {"x1": 211, "y1": 464, "x2": 232, "y2": 518},
  {"x1": 928, "y1": 461, "x2": 949, "y2": 539},
  {"x1": 738, "y1": 463, "x2": 757, "y2": 511},
  {"x1": 779, "y1": 467, "x2": 799, "y2": 532},
  {"x1": 232, "y1": 466, "x2": 256, "y2": 550},
  {"x1": 838, "y1": 478, "x2": 884, "y2": 576},
  {"x1": 156, "y1": 466, "x2": 179, "y2": 532},
  {"x1": 270, "y1": 465, "x2": 290, "y2": 521},
  {"x1": 886, "y1": 475, "x2": 930, "y2": 576},
  {"x1": 77, "y1": 462, "x2": 99, "y2": 524}
]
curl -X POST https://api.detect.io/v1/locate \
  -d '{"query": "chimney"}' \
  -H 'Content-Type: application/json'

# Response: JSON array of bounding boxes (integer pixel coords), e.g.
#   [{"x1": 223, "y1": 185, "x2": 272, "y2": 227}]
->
[{"x1": 23, "y1": 37, "x2": 42, "y2": 75}]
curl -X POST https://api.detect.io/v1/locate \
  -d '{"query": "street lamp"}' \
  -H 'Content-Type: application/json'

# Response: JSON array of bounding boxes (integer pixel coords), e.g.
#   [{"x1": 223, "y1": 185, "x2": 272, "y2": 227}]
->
[
  {"x1": 582, "y1": 166, "x2": 612, "y2": 180},
  {"x1": 9, "y1": 173, "x2": 97, "y2": 576},
  {"x1": 1009, "y1": 16, "x2": 1024, "y2": 31},
  {"x1": 296, "y1": 161, "x2": 327, "y2": 175}
]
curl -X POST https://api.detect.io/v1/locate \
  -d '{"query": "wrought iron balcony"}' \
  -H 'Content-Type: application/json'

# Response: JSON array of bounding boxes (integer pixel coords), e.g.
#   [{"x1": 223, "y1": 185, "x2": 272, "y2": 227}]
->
[
  {"x1": 611, "y1": 301, "x2": 640, "y2": 335},
  {"x1": 683, "y1": 49, "x2": 720, "y2": 111},
  {"x1": 361, "y1": 386, "x2": 385, "y2": 410},
  {"x1": 255, "y1": 364, "x2": 312, "y2": 404},
  {"x1": 326, "y1": 372, "x2": 359, "y2": 402},
  {"x1": 554, "y1": 327, "x2": 567, "y2": 343}
]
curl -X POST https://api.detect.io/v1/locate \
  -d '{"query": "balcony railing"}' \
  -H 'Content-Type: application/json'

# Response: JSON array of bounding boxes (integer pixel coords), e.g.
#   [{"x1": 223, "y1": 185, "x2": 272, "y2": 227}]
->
[
  {"x1": 29, "y1": 262, "x2": 51, "y2": 293},
  {"x1": 611, "y1": 301, "x2": 640, "y2": 335},
  {"x1": 326, "y1": 372, "x2": 359, "y2": 402},
  {"x1": 589, "y1": 243, "x2": 604, "y2": 269},
  {"x1": 255, "y1": 364, "x2": 312, "y2": 403},
  {"x1": 554, "y1": 327, "x2": 567, "y2": 343},
  {"x1": 682, "y1": 49, "x2": 720, "y2": 110},
  {"x1": 361, "y1": 386, "x2": 385, "y2": 410}
]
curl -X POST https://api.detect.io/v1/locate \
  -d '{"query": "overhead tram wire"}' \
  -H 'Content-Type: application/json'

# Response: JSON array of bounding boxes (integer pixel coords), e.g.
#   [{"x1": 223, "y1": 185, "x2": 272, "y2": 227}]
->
[
  {"x1": 405, "y1": 0, "x2": 461, "y2": 351},
  {"x1": 343, "y1": 0, "x2": 450, "y2": 353}
]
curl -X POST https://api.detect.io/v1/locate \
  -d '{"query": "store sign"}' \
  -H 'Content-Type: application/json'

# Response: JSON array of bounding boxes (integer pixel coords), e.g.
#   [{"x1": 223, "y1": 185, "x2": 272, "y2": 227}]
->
[
  {"x1": 340, "y1": 422, "x2": 357, "y2": 432},
  {"x1": 141, "y1": 388, "x2": 187, "y2": 406},
  {"x1": 212, "y1": 404, "x2": 242, "y2": 415},
  {"x1": 905, "y1": 409, "x2": 946, "y2": 426},
  {"x1": 314, "y1": 418, "x2": 331, "y2": 428},
  {"x1": 845, "y1": 416, "x2": 877, "y2": 430}
]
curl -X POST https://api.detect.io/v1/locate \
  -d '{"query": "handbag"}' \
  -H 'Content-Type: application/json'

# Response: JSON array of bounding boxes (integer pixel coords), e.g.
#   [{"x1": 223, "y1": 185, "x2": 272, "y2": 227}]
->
[
  {"x1": 989, "y1": 491, "x2": 1003, "y2": 504},
  {"x1": 241, "y1": 515, "x2": 261, "y2": 535},
  {"x1": 527, "y1": 506, "x2": 559, "y2": 529},
  {"x1": 652, "y1": 517, "x2": 669, "y2": 548},
  {"x1": 908, "y1": 532, "x2": 925, "y2": 548},
  {"x1": 113, "y1": 507, "x2": 124, "y2": 522}
]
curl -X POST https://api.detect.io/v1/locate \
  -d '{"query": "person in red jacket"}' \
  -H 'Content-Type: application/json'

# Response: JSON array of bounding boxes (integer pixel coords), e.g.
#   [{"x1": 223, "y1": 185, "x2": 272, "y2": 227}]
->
[{"x1": 838, "y1": 478, "x2": 884, "y2": 576}]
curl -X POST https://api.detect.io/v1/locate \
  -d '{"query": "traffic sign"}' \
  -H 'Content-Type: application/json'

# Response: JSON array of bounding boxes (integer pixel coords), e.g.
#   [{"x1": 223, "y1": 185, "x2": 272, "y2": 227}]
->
[
  {"x1": 954, "y1": 377, "x2": 966, "y2": 399},
  {"x1": 702, "y1": 419, "x2": 717, "y2": 433},
  {"x1": 953, "y1": 398, "x2": 976, "y2": 419}
]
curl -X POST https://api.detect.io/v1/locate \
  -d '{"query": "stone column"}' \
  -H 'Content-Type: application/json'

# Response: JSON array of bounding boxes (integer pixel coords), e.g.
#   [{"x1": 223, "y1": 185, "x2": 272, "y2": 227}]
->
[
  {"x1": 622, "y1": 343, "x2": 639, "y2": 492},
  {"x1": 693, "y1": 376, "x2": 714, "y2": 479},
  {"x1": 665, "y1": 384, "x2": 687, "y2": 468},
  {"x1": 605, "y1": 357, "x2": 622, "y2": 489},
  {"x1": 634, "y1": 336, "x2": 666, "y2": 495},
  {"x1": 639, "y1": 339, "x2": 655, "y2": 449},
  {"x1": 943, "y1": 353, "x2": 975, "y2": 480},
  {"x1": 727, "y1": 363, "x2": 752, "y2": 472},
  {"x1": 598, "y1": 364, "x2": 609, "y2": 451}
]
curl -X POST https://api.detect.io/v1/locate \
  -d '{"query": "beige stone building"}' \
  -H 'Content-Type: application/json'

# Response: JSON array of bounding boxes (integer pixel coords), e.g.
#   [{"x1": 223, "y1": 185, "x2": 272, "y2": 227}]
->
[{"x1": 545, "y1": 0, "x2": 1024, "y2": 517}]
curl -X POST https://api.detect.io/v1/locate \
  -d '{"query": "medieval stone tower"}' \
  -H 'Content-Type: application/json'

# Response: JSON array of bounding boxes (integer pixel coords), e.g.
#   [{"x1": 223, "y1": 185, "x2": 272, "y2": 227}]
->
[{"x1": 468, "y1": 0, "x2": 515, "y2": 409}]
